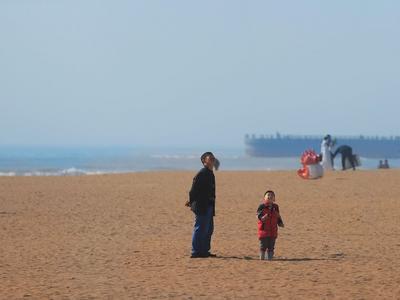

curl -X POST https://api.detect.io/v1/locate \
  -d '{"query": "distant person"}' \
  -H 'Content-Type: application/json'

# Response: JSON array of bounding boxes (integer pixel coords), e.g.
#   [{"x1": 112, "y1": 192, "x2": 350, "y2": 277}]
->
[
  {"x1": 185, "y1": 152, "x2": 216, "y2": 258},
  {"x1": 333, "y1": 145, "x2": 356, "y2": 171},
  {"x1": 380, "y1": 159, "x2": 390, "y2": 169},
  {"x1": 378, "y1": 160, "x2": 384, "y2": 169},
  {"x1": 257, "y1": 190, "x2": 284, "y2": 260},
  {"x1": 321, "y1": 135, "x2": 334, "y2": 171},
  {"x1": 383, "y1": 159, "x2": 390, "y2": 168}
]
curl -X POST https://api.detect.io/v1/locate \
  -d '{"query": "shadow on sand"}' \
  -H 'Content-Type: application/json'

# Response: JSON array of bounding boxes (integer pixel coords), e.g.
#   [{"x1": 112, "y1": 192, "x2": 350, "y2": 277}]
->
[{"x1": 215, "y1": 255, "x2": 344, "y2": 262}]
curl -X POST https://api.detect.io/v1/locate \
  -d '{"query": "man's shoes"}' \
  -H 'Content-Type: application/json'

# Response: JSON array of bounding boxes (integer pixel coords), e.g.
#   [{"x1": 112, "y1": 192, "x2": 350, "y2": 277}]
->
[
  {"x1": 190, "y1": 253, "x2": 208, "y2": 258},
  {"x1": 190, "y1": 254, "x2": 205, "y2": 258},
  {"x1": 190, "y1": 253, "x2": 217, "y2": 258}
]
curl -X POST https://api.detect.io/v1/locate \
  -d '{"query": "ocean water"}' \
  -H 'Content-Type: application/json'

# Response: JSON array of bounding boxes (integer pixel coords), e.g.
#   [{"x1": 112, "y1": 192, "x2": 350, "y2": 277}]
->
[{"x1": 0, "y1": 146, "x2": 399, "y2": 176}]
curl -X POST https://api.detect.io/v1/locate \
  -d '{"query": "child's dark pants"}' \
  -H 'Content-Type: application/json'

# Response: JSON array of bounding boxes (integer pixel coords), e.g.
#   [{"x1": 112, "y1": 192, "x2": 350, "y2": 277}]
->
[{"x1": 259, "y1": 237, "x2": 276, "y2": 259}]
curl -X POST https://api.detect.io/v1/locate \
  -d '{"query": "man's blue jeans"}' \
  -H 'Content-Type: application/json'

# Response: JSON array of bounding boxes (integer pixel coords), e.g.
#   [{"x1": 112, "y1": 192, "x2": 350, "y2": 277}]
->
[{"x1": 192, "y1": 205, "x2": 214, "y2": 255}]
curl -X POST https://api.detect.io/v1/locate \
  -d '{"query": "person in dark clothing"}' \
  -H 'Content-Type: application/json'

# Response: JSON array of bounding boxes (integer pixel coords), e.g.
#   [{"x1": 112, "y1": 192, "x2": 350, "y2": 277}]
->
[
  {"x1": 185, "y1": 152, "x2": 216, "y2": 258},
  {"x1": 333, "y1": 145, "x2": 356, "y2": 171}
]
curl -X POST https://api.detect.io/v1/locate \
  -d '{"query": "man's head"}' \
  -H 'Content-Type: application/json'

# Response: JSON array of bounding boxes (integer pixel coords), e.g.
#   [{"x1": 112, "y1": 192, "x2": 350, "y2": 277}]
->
[
  {"x1": 264, "y1": 190, "x2": 275, "y2": 204},
  {"x1": 201, "y1": 152, "x2": 215, "y2": 170}
]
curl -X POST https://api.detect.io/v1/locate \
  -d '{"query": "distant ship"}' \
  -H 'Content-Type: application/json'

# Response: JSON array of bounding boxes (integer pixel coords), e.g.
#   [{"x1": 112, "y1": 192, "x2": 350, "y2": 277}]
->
[{"x1": 245, "y1": 133, "x2": 400, "y2": 158}]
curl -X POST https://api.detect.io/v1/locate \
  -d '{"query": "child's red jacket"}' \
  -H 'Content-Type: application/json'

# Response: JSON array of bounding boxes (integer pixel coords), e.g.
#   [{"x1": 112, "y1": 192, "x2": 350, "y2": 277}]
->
[{"x1": 257, "y1": 202, "x2": 283, "y2": 239}]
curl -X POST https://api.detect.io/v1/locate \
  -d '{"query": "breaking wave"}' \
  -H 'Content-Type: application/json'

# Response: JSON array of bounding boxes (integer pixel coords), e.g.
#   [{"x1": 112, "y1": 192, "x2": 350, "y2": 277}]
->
[{"x1": 0, "y1": 168, "x2": 109, "y2": 177}]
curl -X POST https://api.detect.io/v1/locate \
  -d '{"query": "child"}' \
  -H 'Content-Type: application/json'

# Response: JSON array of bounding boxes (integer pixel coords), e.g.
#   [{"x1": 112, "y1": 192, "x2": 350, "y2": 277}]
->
[{"x1": 257, "y1": 190, "x2": 284, "y2": 260}]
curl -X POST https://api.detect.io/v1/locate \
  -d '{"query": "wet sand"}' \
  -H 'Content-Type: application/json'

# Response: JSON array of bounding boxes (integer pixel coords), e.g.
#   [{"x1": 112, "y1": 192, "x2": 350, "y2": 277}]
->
[{"x1": 1, "y1": 170, "x2": 400, "y2": 299}]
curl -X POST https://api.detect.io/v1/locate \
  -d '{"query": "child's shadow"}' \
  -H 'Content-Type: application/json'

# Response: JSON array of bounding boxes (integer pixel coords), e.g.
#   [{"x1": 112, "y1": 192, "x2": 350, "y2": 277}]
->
[
  {"x1": 273, "y1": 257, "x2": 341, "y2": 261},
  {"x1": 216, "y1": 254, "x2": 344, "y2": 261}
]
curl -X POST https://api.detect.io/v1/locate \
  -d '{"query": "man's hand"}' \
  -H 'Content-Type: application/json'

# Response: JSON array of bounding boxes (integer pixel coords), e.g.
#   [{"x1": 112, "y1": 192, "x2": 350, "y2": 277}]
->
[{"x1": 185, "y1": 200, "x2": 191, "y2": 207}]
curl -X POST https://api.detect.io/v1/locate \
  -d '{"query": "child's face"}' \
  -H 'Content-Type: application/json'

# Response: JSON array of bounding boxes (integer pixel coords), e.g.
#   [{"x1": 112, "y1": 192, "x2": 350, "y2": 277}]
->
[{"x1": 264, "y1": 192, "x2": 275, "y2": 204}]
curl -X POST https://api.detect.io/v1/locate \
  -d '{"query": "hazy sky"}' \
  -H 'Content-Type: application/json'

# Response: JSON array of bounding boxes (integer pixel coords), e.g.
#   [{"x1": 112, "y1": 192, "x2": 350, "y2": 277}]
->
[{"x1": 1, "y1": 1, "x2": 399, "y2": 147}]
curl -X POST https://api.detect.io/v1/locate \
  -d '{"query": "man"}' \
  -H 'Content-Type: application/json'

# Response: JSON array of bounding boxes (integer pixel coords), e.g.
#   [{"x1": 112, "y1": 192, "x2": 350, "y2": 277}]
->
[
  {"x1": 185, "y1": 152, "x2": 216, "y2": 258},
  {"x1": 333, "y1": 145, "x2": 356, "y2": 171}
]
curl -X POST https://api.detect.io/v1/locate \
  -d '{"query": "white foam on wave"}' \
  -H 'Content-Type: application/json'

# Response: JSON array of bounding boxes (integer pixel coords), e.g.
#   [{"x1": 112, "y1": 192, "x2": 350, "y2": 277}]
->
[
  {"x1": 59, "y1": 167, "x2": 88, "y2": 176},
  {"x1": 0, "y1": 172, "x2": 17, "y2": 176},
  {"x1": 150, "y1": 154, "x2": 198, "y2": 160},
  {"x1": 0, "y1": 166, "x2": 141, "y2": 176},
  {"x1": 150, "y1": 154, "x2": 243, "y2": 160},
  {"x1": 22, "y1": 170, "x2": 81, "y2": 176},
  {"x1": 0, "y1": 167, "x2": 109, "y2": 177}
]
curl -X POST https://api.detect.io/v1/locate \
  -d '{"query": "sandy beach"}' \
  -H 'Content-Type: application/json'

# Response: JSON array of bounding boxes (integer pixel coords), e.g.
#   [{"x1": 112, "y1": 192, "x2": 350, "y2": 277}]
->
[{"x1": 1, "y1": 170, "x2": 400, "y2": 299}]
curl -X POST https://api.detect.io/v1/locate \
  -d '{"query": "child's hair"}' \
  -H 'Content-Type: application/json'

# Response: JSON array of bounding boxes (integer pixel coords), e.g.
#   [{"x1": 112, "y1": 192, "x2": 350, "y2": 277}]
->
[{"x1": 264, "y1": 190, "x2": 275, "y2": 197}]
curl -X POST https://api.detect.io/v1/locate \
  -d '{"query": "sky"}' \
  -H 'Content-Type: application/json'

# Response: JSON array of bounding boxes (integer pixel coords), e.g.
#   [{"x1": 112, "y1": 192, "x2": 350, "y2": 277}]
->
[{"x1": 1, "y1": 1, "x2": 399, "y2": 148}]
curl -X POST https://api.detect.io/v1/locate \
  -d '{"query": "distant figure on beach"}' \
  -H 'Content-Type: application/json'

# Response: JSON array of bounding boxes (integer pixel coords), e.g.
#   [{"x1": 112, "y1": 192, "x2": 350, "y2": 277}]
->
[
  {"x1": 378, "y1": 160, "x2": 383, "y2": 169},
  {"x1": 321, "y1": 135, "x2": 334, "y2": 171},
  {"x1": 333, "y1": 145, "x2": 356, "y2": 171},
  {"x1": 383, "y1": 159, "x2": 390, "y2": 169},
  {"x1": 378, "y1": 159, "x2": 390, "y2": 169},
  {"x1": 185, "y1": 152, "x2": 216, "y2": 258},
  {"x1": 257, "y1": 190, "x2": 284, "y2": 260}
]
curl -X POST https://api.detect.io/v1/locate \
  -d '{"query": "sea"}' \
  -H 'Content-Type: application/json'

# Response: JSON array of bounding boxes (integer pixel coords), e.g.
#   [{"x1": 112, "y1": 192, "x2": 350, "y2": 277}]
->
[{"x1": 0, "y1": 146, "x2": 399, "y2": 176}]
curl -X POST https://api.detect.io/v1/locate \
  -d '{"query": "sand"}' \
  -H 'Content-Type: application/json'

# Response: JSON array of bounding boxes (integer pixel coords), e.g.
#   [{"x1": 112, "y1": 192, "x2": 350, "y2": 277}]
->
[{"x1": 1, "y1": 170, "x2": 400, "y2": 299}]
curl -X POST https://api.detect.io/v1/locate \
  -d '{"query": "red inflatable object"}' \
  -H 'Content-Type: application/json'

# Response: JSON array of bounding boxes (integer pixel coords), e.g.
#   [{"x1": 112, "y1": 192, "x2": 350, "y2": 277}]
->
[
  {"x1": 300, "y1": 150, "x2": 320, "y2": 165},
  {"x1": 297, "y1": 166, "x2": 309, "y2": 179},
  {"x1": 298, "y1": 149, "x2": 323, "y2": 179}
]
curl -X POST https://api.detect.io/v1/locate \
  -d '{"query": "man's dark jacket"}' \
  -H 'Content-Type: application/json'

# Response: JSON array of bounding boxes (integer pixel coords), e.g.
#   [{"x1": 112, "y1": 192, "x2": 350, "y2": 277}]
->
[{"x1": 189, "y1": 167, "x2": 215, "y2": 216}]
